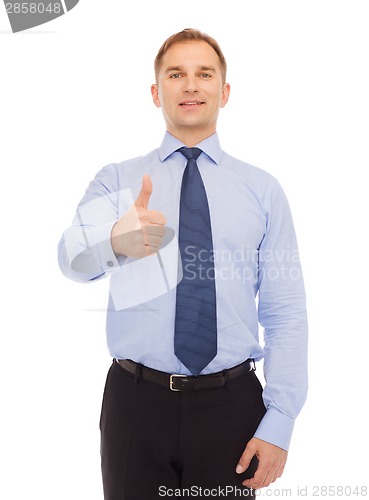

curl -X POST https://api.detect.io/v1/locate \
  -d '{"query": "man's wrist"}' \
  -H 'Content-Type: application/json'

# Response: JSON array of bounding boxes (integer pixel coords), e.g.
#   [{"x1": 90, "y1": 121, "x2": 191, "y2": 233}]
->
[{"x1": 253, "y1": 407, "x2": 295, "y2": 451}]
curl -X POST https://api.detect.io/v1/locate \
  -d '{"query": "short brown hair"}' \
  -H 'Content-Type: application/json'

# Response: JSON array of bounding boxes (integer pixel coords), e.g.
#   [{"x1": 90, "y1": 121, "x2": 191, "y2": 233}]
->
[{"x1": 154, "y1": 28, "x2": 227, "y2": 83}]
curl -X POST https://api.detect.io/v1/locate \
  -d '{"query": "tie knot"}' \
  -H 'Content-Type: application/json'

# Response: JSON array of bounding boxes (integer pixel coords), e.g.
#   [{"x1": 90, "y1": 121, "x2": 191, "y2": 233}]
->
[{"x1": 178, "y1": 147, "x2": 202, "y2": 161}]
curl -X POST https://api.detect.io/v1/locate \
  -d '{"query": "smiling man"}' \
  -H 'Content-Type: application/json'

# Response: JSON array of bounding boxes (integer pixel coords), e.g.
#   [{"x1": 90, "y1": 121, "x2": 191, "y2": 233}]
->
[{"x1": 58, "y1": 29, "x2": 308, "y2": 500}]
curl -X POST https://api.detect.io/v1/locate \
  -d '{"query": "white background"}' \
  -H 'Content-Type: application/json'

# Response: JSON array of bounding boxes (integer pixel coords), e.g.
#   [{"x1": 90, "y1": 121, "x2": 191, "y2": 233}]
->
[{"x1": 1, "y1": 1, "x2": 368, "y2": 498}]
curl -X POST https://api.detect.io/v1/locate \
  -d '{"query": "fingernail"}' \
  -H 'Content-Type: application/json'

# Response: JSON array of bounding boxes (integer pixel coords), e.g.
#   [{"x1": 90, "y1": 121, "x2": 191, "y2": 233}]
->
[{"x1": 236, "y1": 464, "x2": 243, "y2": 474}]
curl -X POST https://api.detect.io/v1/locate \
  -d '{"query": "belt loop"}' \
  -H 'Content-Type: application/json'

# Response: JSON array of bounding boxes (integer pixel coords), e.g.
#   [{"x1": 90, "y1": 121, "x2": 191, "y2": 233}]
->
[
  {"x1": 223, "y1": 369, "x2": 230, "y2": 389},
  {"x1": 134, "y1": 363, "x2": 142, "y2": 384}
]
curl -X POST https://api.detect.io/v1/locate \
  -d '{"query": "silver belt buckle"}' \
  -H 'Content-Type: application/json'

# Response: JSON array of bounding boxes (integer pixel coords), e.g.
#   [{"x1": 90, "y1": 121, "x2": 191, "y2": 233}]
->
[{"x1": 169, "y1": 374, "x2": 187, "y2": 391}]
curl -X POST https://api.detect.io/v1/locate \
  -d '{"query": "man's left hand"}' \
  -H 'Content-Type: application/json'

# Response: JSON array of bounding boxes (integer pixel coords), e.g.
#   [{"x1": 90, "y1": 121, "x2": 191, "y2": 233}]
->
[{"x1": 236, "y1": 437, "x2": 288, "y2": 489}]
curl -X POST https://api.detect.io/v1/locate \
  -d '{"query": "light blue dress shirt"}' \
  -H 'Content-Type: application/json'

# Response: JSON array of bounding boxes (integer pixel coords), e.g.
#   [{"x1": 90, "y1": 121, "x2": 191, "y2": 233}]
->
[{"x1": 58, "y1": 132, "x2": 308, "y2": 450}]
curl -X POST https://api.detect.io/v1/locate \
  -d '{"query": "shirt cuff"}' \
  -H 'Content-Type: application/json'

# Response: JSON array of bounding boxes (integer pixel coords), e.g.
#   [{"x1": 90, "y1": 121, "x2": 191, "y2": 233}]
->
[
  {"x1": 253, "y1": 406, "x2": 295, "y2": 451},
  {"x1": 87, "y1": 220, "x2": 120, "y2": 273},
  {"x1": 67, "y1": 220, "x2": 120, "y2": 278}
]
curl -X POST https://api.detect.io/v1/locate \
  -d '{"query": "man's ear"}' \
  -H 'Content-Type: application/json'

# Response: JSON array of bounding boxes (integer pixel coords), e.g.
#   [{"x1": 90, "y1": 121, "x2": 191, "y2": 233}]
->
[
  {"x1": 220, "y1": 83, "x2": 231, "y2": 109},
  {"x1": 151, "y1": 84, "x2": 161, "y2": 108}
]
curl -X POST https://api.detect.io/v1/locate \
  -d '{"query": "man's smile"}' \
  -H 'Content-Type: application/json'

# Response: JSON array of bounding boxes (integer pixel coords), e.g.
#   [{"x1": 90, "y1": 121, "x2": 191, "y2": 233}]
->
[{"x1": 179, "y1": 100, "x2": 205, "y2": 108}]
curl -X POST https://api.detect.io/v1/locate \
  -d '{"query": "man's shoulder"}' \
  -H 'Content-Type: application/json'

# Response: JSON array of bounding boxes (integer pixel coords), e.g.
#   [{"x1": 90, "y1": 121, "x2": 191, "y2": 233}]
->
[
  {"x1": 221, "y1": 151, "x2": 279, "y2": 186},
  {"x1": 115, "y1": 148, "x2": 159, "y2": 170},
  {"x1": 95, "y1": 148, "x2": 159, "y2": 178}
]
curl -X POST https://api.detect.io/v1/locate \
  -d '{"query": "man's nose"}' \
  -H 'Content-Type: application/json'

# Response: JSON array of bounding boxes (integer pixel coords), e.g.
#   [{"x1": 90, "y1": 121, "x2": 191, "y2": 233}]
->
[{"x1": 183, "y1": 76, "x2": 198, "y2": 93}]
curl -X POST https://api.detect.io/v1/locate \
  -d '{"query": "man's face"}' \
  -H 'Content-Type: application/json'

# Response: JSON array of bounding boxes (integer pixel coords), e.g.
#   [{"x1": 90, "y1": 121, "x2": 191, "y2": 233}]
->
[{"x1": 151, "y1": 41, "x2": 230, "y2": 143}]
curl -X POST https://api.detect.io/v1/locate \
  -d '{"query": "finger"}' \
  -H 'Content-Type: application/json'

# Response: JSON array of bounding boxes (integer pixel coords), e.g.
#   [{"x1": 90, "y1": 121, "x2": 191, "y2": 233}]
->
[
  {"x1": 135, "y1": 175, "x2": 153, "y2": 209},
  {"x1": 241, "y1": 454, "x2": 271, "y2": 489},
  {"x1": 278, "y1": 463, "x2": 286, "y2": 479},
  {"x1": 144, "y1": 225, "x2": 166, "y2": 238},
  {"x1": 242, "y1": 467, "x2": 267, "y2": 489},
  {"x1": 144, "y1": 234, "x2": 165, "y2": 250},
  {"x1": 139, "y1": 209, "x2": 166, "y2": 226},
  {"x1": 142, "y1": 223, "x2": 165, "y2": 252},
  {"x1": 242, "y1": 461, "x2": 282, "y2": 489},
  {"x1": 272, "y1": 462, "x2": 285, "y2": 483},
  {"x1": 242, "y1": 471, "x2": 275, "y2": 490},
  {"x1": 143, "y1": 237, "x2": 165, "y2": 256}
]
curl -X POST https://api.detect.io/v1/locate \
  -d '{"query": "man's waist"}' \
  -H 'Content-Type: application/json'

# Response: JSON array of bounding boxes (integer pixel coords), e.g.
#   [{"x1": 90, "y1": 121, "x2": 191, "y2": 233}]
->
[{"x1": 115, "y1": 358, "x2": 256, "y2": 392}]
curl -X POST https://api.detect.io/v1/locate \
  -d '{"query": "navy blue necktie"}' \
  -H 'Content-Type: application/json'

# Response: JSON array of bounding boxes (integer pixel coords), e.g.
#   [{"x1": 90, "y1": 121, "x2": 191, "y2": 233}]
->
[{"x1": 174, "y1": 147, "x2": 217, "y2": 375}]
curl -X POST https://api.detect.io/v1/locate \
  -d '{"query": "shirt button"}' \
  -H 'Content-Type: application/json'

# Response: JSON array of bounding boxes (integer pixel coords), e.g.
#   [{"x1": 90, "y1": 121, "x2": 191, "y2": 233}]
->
[{"x1": 107, "y1": 261, "x2": 114, "y2": 268}]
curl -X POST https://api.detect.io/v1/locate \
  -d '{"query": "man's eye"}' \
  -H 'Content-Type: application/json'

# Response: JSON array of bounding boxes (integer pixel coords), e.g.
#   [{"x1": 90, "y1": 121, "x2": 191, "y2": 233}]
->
[
  {"x1": 200, "y1": 73, "x2": 211, "y2": 78},
  {"x1": 170, "y1": 73, "x2": 182, "y2": 79}
]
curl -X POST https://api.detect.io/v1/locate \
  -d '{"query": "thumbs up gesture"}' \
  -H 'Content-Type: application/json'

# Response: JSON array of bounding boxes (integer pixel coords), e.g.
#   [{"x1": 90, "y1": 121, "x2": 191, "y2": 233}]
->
[{"x1": 111, "y1": 175, "x2": 167, "y2": 258}]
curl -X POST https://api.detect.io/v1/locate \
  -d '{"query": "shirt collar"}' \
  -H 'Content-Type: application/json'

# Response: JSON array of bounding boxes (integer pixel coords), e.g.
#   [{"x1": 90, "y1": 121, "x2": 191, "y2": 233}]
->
[{"x1": 158, "y1": 131, "x2": 222, "y2": 165}]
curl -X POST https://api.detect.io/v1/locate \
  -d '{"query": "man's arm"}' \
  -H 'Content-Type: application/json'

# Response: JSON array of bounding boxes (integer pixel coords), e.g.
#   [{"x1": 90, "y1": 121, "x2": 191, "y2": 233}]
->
[
  {"x1": 58, "y1": 169, "x2": 120, "y2": 282},
  {"x1": 58, "y1": 167, "x2": 166, "y2": 283},
  {"x1": 236, "y1": 178, "x2": 308, "y2": 488}
]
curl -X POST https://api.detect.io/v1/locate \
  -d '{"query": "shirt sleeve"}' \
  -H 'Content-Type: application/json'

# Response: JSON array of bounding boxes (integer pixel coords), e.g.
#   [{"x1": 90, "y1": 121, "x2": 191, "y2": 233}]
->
[
  {"x1": 253, "y1": 178, "x2": 308, "y2": 450},
  {"x1": 58, "y1": 163, "x2": 128, "y2": 283}
]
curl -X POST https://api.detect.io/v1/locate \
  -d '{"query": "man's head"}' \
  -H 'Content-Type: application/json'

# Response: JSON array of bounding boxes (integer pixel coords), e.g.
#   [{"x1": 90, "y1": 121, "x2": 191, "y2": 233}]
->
[{"x1": 151, "y1": 28, "x2": 230, "y2": 146}]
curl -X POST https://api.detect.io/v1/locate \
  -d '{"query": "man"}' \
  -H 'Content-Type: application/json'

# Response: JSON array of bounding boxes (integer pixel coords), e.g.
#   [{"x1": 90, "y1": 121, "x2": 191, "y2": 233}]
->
[{"x1": 58, "y1": 28, "x2": 308, "y2": 499}]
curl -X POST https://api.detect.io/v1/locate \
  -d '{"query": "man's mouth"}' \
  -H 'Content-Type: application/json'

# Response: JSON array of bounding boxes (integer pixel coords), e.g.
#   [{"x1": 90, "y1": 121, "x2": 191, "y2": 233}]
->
[{"x1": 179, "y1": 100, "x2": 205, "y2": 107}]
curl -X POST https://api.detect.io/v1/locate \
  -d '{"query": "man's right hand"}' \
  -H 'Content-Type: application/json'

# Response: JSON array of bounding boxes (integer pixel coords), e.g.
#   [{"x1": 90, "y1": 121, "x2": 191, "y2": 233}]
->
[{"x1": 111, "y1": 175, "x2": 167, "y2": 258}]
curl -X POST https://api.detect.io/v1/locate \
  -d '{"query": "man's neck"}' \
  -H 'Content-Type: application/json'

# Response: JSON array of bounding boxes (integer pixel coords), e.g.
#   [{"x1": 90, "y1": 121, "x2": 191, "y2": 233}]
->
[{"x1": 167, "y1": 127, "x2": 216, "y2": 147}]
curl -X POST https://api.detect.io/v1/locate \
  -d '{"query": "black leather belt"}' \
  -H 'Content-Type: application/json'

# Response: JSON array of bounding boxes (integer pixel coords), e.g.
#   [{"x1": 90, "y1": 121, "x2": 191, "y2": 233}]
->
[{"x1": 116, "y1": 358, "x2": 255, "y2": 392}]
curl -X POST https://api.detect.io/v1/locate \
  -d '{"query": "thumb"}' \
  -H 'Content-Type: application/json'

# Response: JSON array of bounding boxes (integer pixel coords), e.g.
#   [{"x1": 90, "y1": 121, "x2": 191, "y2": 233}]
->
[
  {"x1": 135, "y1": 175, "x2": 152, "y2": 209},
  {"x1": 236, "y1": 441, "x2": 256, "y2": 474}
]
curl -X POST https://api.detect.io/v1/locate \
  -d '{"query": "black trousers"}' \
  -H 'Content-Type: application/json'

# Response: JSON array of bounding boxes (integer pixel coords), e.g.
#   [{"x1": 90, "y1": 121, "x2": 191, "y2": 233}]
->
[{"x1": 100, "y1": 360, "x2": 266, "y2": 500}]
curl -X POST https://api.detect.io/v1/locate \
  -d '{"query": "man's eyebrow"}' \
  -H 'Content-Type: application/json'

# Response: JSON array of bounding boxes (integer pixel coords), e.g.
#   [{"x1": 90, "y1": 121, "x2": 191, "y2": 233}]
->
[
  {"x1": 164, "y1": 65, "x2": 217, "y2": 74},
  {"x1": 165, "y1": 66, "x2": 183, "y2": 73},
  {"x1": 199, "y1": 66, "x2": 216, "y2": 72}
]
